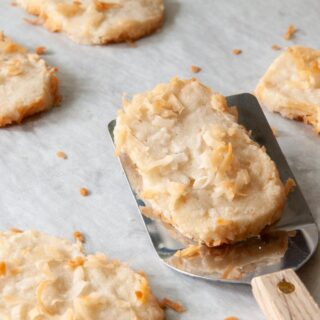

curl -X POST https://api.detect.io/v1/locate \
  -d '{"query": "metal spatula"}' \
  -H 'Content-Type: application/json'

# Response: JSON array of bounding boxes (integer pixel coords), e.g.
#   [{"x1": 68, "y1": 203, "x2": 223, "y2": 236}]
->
[{"x1": 108, "y1": 93, "x2": 319, "y2": 319}]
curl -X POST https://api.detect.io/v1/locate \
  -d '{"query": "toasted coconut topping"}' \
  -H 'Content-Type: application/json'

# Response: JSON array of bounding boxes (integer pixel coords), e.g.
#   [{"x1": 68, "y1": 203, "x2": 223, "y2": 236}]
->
[
  {"x1": 35, "y1": 46, "x2": 46, "y2": 55},
  {"x1": 284, "y1": 25, "x2": 297, "y2": 40},
  {"x1": 190, "y1": 65, "x2": 202, "y2": 73},
  {"x1": 0, "y1": 262, "x2": 7, "y2": 276},
  {"x1": 232, "y1": 49, "x2": 242, "y2": 55},
  {"x1": 73, "y1": 230, "x2": 85, "y2": 243},
  {"x1": 80, "y1": 187, "x2": 89, "y2": 196},
  {"x1": 272, "y1": 44, "x2": 281, "y2": 51},
  {"x1": 159, "y1": 298, "x2": 185, "y2": 313},
  {"x1": 285, "y1": 178, "x2": 296, "y2": 195},
  {"x1": 56, "y1": 151, "x2": 67, "y2": 159}
]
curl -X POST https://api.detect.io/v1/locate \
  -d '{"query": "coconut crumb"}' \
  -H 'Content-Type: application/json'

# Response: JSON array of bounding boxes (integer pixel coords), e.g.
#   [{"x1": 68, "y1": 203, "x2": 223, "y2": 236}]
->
[
  {"x1": 73, "y1": 231, "x2": 85, "y2": 243},
  {"x1": 271, "y1": 127, "x2": 278, "y2": 136},
  {"x1": 159, "y1": 298, "x2": 185, "y2": 313},
  {"x1": 94, "y1": 0, "x2": 121, "y2": 11},
  {"x1": 56, "y1": 151, "x2": 67, "y2": 159},
  {"x1": 190, "y1": 65, "x2": 202, "y2": 73},
  {"x1": 224, "y1": 317, "x2": 240, "y2": 320},
  {"x1": 285, "y1": 178, "x2": 296, "y2": 195},
  {"x1": 284, "y1": 25, "x2": 297, "y2": 40},
  {"x1": 35, "y1": 46, "x2": 46, "y2": 55},
  {"x1": 80, "y1": 187, "x2": 89, "y2": 197},
  {"x1": 232, "y1": 49, "x2": 242, "y2": 55},
  {"x1": 272, "y1": 44, "x2": 281, "y2": 51},
  {"x1": 0, "y1": 262, "x2": 7, "y2": 276}
]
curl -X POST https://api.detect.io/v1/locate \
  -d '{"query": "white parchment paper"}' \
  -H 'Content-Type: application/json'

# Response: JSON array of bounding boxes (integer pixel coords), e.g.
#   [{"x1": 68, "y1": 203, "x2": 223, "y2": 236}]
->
[{"x1": 1, "y1": 0, "x2": 319, "y2": 319}]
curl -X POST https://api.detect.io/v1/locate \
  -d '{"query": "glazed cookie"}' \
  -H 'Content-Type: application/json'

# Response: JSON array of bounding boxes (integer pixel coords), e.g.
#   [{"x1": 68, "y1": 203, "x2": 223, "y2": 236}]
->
[
  {"x1": 256, "y1": 46, "x2": 320, "y2": 133},
  {"x1": 115, "y1": 78, "x2": 285, "y2": 246},
  {"x1": 16, "y1": 0, "x2": 164, "y2": 44},
  {"x1": 0, "y1": 229, "x2": 164, "y2": 319},
  {"x1": 0, "y1": 33, "x2": 60, "y2": 127}
]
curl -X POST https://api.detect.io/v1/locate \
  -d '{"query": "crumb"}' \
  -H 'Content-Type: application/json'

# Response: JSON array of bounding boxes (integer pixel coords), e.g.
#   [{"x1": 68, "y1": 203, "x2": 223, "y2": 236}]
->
[
  {"x1": 127, "y1": 41, "x2": 137, "y2": 48},
  {"x1": 24, "y1": 17, "x2": 40, "y2": 25},
  {"x1": 80, "y1": 187, "x2": 89, "y2": 197},
  {"x1": 272, "y1": 44, "x2": 281, "y2": 51},
  {"x1": 159, "y1": 298, "x2": 185, "y2": 313},
  {"x1": 232, "y1": 49, "x2": 242, "y2": 55},
  {"x1": 10, "y1": 228, "x2": 23, "y2": 233},
  {"x1": 285, "y1": 178, "x2": 296, "y2": 195},
  {"x1": 190, "y1": 65, "x2": 202, "y2": 73},
  {"x1": 224, "y1": 317, "x2": 239, "y2": 320},
  {"x1": 56, "y1": 151, "x2": 67, "y2": 159},
  {"x1": 271, "y1": 127, "x2": 278, "y2": 136},
  {"x1": 35, "y1": 46, "x2": 46, "y2": 55},
  {"x1": 73, "y1": 231, "x2": 85, "y2": 243},
  {"x1": 284, "y1": 25, "x2": 297, "y2": 40}
]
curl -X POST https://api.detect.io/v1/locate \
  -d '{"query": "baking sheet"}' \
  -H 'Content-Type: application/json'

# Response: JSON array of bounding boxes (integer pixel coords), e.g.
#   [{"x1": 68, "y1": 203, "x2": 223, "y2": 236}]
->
[{"x1": 1, "y1": 0, "x2": 319, "y2": 319}]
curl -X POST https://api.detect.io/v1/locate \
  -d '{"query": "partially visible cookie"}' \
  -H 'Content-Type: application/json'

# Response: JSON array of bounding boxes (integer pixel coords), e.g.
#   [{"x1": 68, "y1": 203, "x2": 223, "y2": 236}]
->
[
  {"x1": 0, "y1": 33, "x2": 60, "y2": 127},
  {"x1": 255, "y1": 46, "x2": 320, "y2": 133},
  {"x1": 16, "y1": 0, "x2": 164, "y2": 44},
  {"x1": 0, "y1": 229, "x2": 164, "y2": 319},
  {"x1": 114, "y1": 77, "x2": 285, "y2": 246}
]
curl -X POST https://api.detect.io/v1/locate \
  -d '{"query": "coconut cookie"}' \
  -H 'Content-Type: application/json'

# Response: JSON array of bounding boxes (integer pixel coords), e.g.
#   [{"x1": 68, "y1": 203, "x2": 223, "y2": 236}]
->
[
  {"x1": 0, "y1": 33, "x2": 60, "y2": 127},
  {"x1": 16, "y1": 0, "x2": 164, "y2": 44},
  {"x1": 0, "y1": 229, "x2": 164, "y2": 320},
  {"x1": 114, "y1": 78, "x2": 285, "y2": 246},
  {"x1": 256, "y1": 46, "x2": 320, "y2": 133}
]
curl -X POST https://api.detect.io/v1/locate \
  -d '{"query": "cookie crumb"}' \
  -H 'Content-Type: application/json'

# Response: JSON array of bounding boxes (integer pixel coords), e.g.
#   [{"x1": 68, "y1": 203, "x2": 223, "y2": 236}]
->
[
  {"x1": 56, "y1": 151, "x2": 67, "y2": 159},
  {"x1": 80, "y1": 187, "x2": 89, "y2": 197},
  {"x1": 224, "y1": 317, "x2": 239, "y2": 320},
  {"x1": 232, "y1": 49, "x2": 242, "y2": 55},
  {"x1": 35, "y1": 46, "x2": 46, "y2": 55},
  {"x1": 73, "y1": 231, "x2": 85, "y2": 243},
  {"x1": 159, "y1": 298, "x2": 185, "y2": 313},
  {"x1": 190, "y1": 65, "x2": 202, "y2": 73},
  {"x1": 271, "y1": 127, "x2": 278, "y2": 136},
  {"x1": 272, "y1": 44, "x2": 281, "y2": 51},
  {"x1": 285, "y1": 178, "x2": 296, "y2": 195},
  {"x1": 284, "y1": 25, "x2": 297, "y2": 40}
]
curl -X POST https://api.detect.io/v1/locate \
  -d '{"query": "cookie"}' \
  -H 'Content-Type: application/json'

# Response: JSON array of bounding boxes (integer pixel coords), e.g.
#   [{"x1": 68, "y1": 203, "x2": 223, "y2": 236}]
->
[
  {"x1": 0, "y1": 33, "x2": 60, "y2": 127},
  {"x1": 16, "y1": 0, "x2": 164, "y2": 44},
  {"x1": 0, "y1": 229, "x2": 164, "y2": 319},
  {"x1": 256, "y1": 46, "x2": 320, "y2": 133},
  {"x1": 114, "y1": 77, "x2": 285, "y2": 246}
]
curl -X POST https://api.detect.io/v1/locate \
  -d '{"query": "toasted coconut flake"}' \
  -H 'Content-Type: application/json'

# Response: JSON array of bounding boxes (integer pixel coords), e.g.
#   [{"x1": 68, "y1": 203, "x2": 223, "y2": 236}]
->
[
  {"x1": 284, "y1": 25, "x2": 297, "y2": 40},
  {"x1": 232, "y1": 49, "x2": 242, "y2": 55},
  {"x1": 224, "y1": 317, "x2": 239, "y2": 320},
  {"x1": 175, "y1": 245, "x2": 201, "y2": 258},
  {"x1": 190, "y1": 65, "x2": 202, "y2": 73},
  {"x1": 285, "y1": 178, "x2": 296, "y2": 195},
  {"x1": 56, "y1": 151, "x2": 67, "y2": 159},
  {"x1": 35, "y1": 46, "x2": 46, "y2": 55},
  {"x1": 56, "y1": 2, "x2": 84, "y2": 17},
  {"x1": 94, "y1": 0, "x2": 121, "y2": 11},
  {"x1": 271, "y1": 127, "x2": 278, "y2": 136},
  {"x1": 79, "y1": 187, "x2": 89, "y2": 197},
  {"x1": 135, "y1": 277, "x2": 150, "y2": 304},
  {"x1": 10, "y1": 228, "x2": 23, "y2": 233},
  {"x1": 68, "y1": 256, "x2": 85, "y2": 269},
  {"x1": 159, "y1": 298, "x2": 185, "y2": 313},
  {"x1": 272, "y1": 44, "x2": 281, "y2": 51},
  {"x1": 0, "y1": 262, "x2": 7, "y2": 276},
  {"x1": 24, "y1": 17, "x2": 40, "y2": 25},
  {"x1": 73, "y1": 231, "x2": 85, "y2": 243}
]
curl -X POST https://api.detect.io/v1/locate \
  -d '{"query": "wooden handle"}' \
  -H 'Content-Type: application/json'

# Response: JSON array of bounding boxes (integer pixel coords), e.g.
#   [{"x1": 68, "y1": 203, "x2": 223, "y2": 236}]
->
[{"x1": 252, "y1": 269, "x2": 320, "y2": 320}]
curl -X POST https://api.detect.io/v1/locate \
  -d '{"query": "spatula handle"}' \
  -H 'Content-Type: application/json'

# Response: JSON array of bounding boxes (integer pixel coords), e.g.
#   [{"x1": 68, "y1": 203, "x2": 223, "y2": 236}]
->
[{"x1": 251, "y1": 269, "x2": 320, "y2": 320}]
